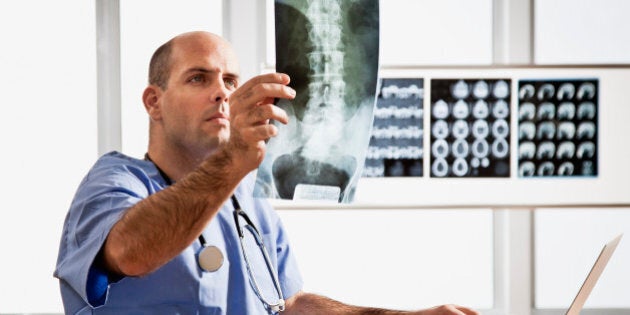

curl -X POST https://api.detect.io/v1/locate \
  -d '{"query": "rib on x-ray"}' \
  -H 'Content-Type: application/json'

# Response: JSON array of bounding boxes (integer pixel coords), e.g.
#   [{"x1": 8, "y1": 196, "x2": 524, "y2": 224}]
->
[{"x1": 254, "y1": 0, "x2": 380, "y2": 203}]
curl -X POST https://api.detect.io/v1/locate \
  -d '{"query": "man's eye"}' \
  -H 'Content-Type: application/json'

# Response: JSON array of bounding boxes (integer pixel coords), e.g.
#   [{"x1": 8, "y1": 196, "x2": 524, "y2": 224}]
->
[
  {"x1": 224, "y1": 78, "x2": 237, "y2": 89},
  {"x1": 189, "y1": 74, "x2": 205, "y2": 83}
]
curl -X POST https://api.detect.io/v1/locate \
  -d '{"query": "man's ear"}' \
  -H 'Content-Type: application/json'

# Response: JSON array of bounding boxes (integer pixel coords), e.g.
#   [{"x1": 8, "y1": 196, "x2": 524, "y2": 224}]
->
[{"x1": 143, "y1": 85, "x2": 162, "y2": 120}]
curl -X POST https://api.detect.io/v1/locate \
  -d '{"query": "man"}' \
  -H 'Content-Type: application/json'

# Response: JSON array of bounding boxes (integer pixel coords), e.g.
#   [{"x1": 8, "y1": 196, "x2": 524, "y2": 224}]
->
[{"x1": 55, "y1": 31, "x2": 479, "y2": 315}]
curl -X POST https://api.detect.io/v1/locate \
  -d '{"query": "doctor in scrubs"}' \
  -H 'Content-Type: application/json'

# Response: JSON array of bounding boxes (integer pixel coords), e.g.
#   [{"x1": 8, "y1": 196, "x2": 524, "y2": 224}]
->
[{"x1": 55, "y1": 31, "x2": 479, "y2": 315}]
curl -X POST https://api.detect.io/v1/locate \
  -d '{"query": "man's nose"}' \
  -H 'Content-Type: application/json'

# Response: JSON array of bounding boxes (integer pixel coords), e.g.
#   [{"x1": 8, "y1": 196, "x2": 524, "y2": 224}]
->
[{"x1": 211, "y1": 80, "x2": 231, "y2": 103}]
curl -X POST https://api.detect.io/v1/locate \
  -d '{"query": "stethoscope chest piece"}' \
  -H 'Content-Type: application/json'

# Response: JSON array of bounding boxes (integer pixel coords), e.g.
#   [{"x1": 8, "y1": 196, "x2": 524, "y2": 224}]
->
[{"x1": 198, "y1": 245, "x2": 224, "y2": 272}]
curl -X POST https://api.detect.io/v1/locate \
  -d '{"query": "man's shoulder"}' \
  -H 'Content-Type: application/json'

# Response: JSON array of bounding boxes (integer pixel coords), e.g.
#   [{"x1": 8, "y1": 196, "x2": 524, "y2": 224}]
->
[
  {"x1": 94, "y1": 151, "x2": 142, "y2": 167},
  {"x1": 80, "y1": 151, "x2": 159, "y2": 192}
]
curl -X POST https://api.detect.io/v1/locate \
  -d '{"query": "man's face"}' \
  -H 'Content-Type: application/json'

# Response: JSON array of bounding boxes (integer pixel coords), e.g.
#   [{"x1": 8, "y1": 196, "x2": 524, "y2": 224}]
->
[{"x1": 157, "y1": 33, "x2": 240, "y2": 158}]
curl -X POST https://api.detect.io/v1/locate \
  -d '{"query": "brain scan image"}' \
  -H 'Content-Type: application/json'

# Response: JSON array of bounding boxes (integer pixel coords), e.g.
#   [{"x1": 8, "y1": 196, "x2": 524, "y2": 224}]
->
[
  {"x1": 536, "y1": 121, "x2": 556, "y2": 140},
  {"x1": 577, "y1": 82, "x2": 596, "y2": 100},
  {"x1": 577, "y1": 102, "x2": 596, "y2": 120},
  {"x1": 453, "y1": 100, "x2": 470, "y2": 119},
  {"x1": 432, "y1": 120, "x2": 449, "y2": 139},
  {"x1": 363, "y1": 78, "x2": 424, "y2": 178},
  {"x1": 433, "y1": 99, "x2": 450, "y2": 119},
  {"x1": 493, "y1": 80, "x2": 510, "y2": 99},
  {"x1": 557, "y1": 141, "x2": 575, "y2": 159},
  {"x1": 473, "y1": 80, "x2": 490, "y2": 99},
  {"x1": 537, "y1": 102, "x2": 556, "y2": 120},
  {"x1": 519, "y1": 102, "x2": 536, "y2": 120},
  {"x1": 519, "y1": 84, "x2": 535, "y2": 99},
  {"x1": 519, "y1": 122, "x2": 536, "y2": 140},
  {"x1": 519, "y1": 142, "x2": 536, "y2": 160},
  {"x1": 557, "y1": 122, "x2": 576, "y2": 140},
  {"x1": 517, "y1": 79, "x2": 598, "y2": 177},
  {"x1": 452, "y1": 80, "x2": 470, "y2": 99},
  {"x1": 430, "y1": 79, "x2": 511, "y2": 177},
  {"x1": 557, "y1": 102, "x2": 576, "y2": 120},
  {"x1": 557, "y1": 83, "x2": 576, "y2": 100},
  {"x1": 473, "y1": 99, "x2": 490, "y2": 119}
]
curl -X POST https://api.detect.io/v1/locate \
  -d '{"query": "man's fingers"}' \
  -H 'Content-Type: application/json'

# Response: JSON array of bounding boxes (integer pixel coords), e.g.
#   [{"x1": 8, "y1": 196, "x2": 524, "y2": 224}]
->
[
  {"x1": 241, "y1": 72, "x2": 290, "y2": 87},
  {"x1": 240, "y1": 103, "x2": 289, "y2": 126},
  {"x1": 239, "y1": 124, "x2": 280, "y2": 143},
  {"x1": 458, "y1": 306, "x2": 480, "y2": 315},
  {"x1": 447, "y1": 305, "x2": 481, "y2": 315},
  {"x1": 235, "y1": 82, "x2": 295, "y2": 105},
  {"x1": 425, "y1": 304, "x2": 481, "y2": 315},
  {"x1": 231, "y1": 74, "x2": 295, "y2": 108}
]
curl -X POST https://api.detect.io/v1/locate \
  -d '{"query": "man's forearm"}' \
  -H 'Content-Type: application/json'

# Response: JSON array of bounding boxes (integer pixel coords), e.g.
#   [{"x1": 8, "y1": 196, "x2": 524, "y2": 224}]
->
[
  {"x1": 284, "y1": 292, "x2": 410, "y2": 315},
  {"x1": 103, "y1": 149, "x2": 245, "y2": 277}
]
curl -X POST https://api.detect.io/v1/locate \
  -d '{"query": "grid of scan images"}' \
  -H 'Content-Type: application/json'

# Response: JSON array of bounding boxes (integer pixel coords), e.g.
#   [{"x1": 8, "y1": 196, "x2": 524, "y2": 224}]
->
[
  {"x1": 517, "y1": 79, "x2": 598, "y2": 177},
  {"x1": 430, "y1": 79, "x2": 511, "y2": 177},
  {"x1": 363, "y1": 78, "x2": 424, "y2": 177}
]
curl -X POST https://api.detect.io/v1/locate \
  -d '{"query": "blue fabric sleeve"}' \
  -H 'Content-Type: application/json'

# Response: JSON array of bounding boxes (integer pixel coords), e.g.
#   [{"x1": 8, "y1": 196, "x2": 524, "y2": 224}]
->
[{"x1": 55, "y1": 154, "x2": 156, "y2": 308}]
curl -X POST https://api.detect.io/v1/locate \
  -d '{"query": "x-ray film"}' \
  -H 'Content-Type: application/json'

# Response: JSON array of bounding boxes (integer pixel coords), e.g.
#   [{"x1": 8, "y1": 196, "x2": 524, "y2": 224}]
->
[
  {"x1": 517, "y1": 79, "x2": 598, "y2": 177},
  {"x1": 364, "y1": 78, "x2": 424, "y2": 177},
  {"x1": 254, "y1": 0, "x2": 380, "y2": 203},
  {"x1": 430, "y1": 79, "x2": 512, "y2": 177}
]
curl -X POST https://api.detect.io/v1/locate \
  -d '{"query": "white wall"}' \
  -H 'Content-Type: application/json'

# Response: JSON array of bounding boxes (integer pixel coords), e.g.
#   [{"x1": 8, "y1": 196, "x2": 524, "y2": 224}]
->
[
  {"x1": 535, "y1": 0, "x2": 630, "y2": 64},
  {"x1": 0, "y1": 0, "x2": 96, "y2": 313}
]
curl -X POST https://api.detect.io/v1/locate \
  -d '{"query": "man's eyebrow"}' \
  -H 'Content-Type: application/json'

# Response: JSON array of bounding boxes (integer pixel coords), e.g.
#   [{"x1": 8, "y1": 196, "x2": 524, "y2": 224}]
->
[
  {"x1": 183, "y1": 67, "x2": 213, "y2": 75},
  {"x1": 183, "y1": 67, "x2": 240, "y2": 81}
]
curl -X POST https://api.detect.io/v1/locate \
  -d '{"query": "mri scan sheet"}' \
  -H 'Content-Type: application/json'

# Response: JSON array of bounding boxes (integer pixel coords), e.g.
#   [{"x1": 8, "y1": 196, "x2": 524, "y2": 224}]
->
[
  {"x1": 517, "y1": 79, "x2": 599, "y2": 177},
  {"x1": 254, "y1": 0, "x2": 380, "y2": 203},
  {"x1": 430, "y1": 79, "x2": 512, "y2": 177},
  {"x1": 364, "y1": 78, "x2": 424, "y2": 177}
]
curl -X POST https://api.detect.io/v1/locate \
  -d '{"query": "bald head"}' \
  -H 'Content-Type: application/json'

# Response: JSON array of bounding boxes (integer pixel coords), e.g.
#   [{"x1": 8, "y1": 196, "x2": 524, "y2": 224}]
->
[{"x1": 148, "y1": 31, "x2": 236, "y2": 90}]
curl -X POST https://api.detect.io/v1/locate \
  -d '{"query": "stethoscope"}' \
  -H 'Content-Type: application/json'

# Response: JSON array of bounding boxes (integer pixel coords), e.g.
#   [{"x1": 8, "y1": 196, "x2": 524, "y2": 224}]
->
[
  {"x1": 145, "y1": 154, "x2": 285, "y2": 312},
  {"x1": 144, "y1": 154, "x2": 223, "y2": 270}
]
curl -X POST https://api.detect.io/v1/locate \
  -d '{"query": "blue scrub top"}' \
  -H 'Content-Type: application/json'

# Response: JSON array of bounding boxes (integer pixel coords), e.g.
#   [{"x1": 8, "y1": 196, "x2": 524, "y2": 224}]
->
[{"x1": 54, "y1": 152, "x2": 303, "y2": 314}]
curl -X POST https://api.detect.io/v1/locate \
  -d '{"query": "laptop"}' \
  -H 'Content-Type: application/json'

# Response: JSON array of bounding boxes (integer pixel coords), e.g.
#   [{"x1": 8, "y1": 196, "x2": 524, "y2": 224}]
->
[{"x1": 565, "y1": 234, "x2": 623, "y2": 315}]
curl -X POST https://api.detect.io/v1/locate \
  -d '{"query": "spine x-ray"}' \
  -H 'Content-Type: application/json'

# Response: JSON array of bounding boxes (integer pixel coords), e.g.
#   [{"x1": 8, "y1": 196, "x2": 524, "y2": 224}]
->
[
  {"x1": 254, "y1": 0, "x2": 380, "y2": 203},
  {"x1": 430, "y1": 79, "x2": 512, "y2": 177},
  {"x1": 517, "y1": 79, "x2": 598, "y2": 177},
  {"x1": 364, "y1": 78, "x2": 424, "y2": 177}
]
